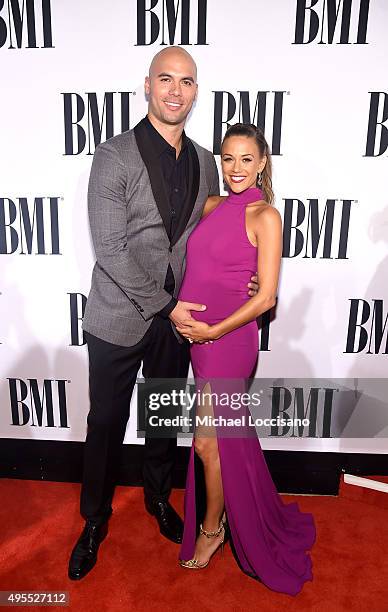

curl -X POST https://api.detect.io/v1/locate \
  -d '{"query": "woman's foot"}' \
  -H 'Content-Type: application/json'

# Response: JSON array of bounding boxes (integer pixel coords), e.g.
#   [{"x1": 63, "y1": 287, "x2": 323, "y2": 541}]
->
[
  {"x1": 180, "y1": 522, "x2": 225, "y2": 569},
  {"x1": 195, "y1": 523, "x2": 225, "y2": 565}
]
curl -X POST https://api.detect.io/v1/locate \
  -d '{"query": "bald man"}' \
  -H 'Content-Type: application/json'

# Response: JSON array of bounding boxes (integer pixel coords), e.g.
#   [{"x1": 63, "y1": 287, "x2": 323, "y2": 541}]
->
[{"x1": 68, "y1": 47, "x2": 258, "y2": 580}]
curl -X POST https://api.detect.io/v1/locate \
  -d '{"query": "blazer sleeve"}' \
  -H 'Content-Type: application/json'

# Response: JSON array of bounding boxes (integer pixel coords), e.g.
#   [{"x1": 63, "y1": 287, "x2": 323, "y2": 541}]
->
[
  {"x1": 208, "y1": 153, "x2": 220, "y2": 196},
  {"x1": 87, "y1": 141, "x2": 173, "y2": 321}
]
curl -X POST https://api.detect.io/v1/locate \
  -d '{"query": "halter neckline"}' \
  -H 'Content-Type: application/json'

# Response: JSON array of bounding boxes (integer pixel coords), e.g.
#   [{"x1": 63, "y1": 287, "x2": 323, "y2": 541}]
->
[{"x1": 226, "y1": 186, "x2": 264, "y2": 205}]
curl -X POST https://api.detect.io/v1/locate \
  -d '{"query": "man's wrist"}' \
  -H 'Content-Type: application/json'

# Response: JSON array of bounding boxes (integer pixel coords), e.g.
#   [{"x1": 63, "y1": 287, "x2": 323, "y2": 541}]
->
[{"x1": 157, "y1": 297, "x2": 178, "y2": 319}]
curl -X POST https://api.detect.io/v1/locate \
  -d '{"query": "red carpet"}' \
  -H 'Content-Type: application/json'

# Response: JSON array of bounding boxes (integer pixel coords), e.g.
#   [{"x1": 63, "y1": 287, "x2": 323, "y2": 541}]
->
[
  {"x1": 0, "y1": 478, "x2": 387, "y2": 611},
  {"x1": 339, "y1": 475, "x2": 388, "y2": 509}
]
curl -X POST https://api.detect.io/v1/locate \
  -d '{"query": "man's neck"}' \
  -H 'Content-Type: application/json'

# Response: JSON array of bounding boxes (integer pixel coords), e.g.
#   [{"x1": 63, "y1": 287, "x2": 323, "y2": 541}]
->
[{"x1": 147, "y1": 112, "x2": 185, "y2": 155}]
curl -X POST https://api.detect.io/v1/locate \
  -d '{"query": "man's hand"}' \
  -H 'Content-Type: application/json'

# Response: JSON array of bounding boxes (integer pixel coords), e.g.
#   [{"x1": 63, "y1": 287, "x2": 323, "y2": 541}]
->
[
  {"x1": 169, "y1": 300, "x2": 206, "y2": 329},
  {"x1": 248, "y1": 273, "x2": 259, "y2": 297}
]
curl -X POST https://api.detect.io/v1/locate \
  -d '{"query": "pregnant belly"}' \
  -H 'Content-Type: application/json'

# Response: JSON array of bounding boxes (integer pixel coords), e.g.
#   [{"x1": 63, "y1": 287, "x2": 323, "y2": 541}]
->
[
  {"x1": 180, "y1": 291, "x2": 251, "y2": 323},
  {"x1": 179, "y1": 277, "x2": 252, "y2": 325}
]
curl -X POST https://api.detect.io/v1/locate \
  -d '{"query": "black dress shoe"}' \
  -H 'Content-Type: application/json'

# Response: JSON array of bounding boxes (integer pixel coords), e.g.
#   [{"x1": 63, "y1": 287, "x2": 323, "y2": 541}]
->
[
  {"x1": 145, "y1": 499, "x2": 183, "y2": 544},
  {"x1": 68, "y1": 519, "x2": 108, "y2": 580}
]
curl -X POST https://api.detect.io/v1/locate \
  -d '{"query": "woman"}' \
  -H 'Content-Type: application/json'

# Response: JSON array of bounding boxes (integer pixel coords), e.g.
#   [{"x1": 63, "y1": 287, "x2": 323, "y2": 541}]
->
[{"x1": 175, "y1": 123, "x2": 316, "y2": 596}]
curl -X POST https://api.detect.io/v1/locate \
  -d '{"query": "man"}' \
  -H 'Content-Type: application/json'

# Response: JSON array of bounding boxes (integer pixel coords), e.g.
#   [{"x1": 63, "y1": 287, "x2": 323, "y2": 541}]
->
[{"x1": 68, "y1": 46, "x2": 258, "y2": 580}]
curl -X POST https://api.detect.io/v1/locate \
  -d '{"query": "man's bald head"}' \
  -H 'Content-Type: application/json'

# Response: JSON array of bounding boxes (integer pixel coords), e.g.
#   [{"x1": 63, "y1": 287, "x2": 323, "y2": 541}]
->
[
  {"x1": 148, "y1": 46, "x2": 197, "y2": 81},
  {"x1": 145, "y1": 46, "x2": 198, "y2": 128}
]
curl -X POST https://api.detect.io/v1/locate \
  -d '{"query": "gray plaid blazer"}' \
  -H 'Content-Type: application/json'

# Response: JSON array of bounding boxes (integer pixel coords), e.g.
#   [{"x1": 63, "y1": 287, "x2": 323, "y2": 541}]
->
[{"x1": 82, "y1": 125, "x2": 220, "y2": 347}]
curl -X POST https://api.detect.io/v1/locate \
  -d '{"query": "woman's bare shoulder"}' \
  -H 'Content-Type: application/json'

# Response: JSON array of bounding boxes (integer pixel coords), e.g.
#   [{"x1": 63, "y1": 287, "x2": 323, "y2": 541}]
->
[
  {"x1": 248, "y1": 201, "x2": 280, "y2": 218},
  {"x1": 202, "y1": 195, "x2": 226, "y2": 218},
  {"x1": 249, "y1": 201, "x2": 282, "y2": 232}
]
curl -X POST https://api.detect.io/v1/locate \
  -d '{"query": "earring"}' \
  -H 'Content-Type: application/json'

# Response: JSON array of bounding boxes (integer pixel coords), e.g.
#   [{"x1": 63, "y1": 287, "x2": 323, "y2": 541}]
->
[{"x1": 256, "y1": 172, "x2": 263, "y2": 186}]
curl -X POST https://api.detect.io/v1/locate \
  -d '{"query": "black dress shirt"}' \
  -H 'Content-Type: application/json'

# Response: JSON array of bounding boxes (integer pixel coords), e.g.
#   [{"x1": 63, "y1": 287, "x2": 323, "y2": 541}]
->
[{"x1": 141, "y1": 115, "x2": 190, "y2": 318}]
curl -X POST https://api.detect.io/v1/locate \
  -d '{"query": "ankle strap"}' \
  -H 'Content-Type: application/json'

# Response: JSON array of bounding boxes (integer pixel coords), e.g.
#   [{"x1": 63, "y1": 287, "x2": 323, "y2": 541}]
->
[{"x1": 199, "y1": 522, "x2": 224, "y2": 538}]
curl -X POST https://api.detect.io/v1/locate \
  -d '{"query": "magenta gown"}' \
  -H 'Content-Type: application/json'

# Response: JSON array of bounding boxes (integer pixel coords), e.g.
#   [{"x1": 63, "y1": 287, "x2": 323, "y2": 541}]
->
[{"x1": 177, "y1": 186, "x2": 316, "y2": 596}]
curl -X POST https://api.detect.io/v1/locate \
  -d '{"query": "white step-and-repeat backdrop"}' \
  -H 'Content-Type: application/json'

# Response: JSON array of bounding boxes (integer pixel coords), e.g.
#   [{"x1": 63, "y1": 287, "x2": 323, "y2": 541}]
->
[{"x1": 1, "y1": 0, "x2": 387, "y2": 453}]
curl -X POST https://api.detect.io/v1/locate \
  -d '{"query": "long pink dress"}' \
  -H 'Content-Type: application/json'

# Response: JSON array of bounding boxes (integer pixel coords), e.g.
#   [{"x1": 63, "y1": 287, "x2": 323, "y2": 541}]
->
[{"x1": 177, "y1": 186, "x2": 316, "y2": 596}]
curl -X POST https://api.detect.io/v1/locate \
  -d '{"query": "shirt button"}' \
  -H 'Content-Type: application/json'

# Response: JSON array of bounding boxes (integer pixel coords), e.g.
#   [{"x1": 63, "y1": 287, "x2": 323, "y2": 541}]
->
[
  {"x1": 171, "y1": 208, "x2": 176, "y2": 216},
  {"x1": 174, "y1": 188, "x2": 179, "y2": 193}
]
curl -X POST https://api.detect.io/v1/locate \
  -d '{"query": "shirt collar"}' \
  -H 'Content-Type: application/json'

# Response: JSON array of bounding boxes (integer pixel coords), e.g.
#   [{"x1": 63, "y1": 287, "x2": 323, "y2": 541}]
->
[{"x1": 143, "y1": 114, "x2": 188, "y2": 158}]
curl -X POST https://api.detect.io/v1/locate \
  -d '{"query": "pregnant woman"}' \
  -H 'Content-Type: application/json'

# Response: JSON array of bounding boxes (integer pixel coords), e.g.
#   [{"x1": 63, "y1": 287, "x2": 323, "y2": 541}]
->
[{"x1": 176, "y1": 123, "x2": 316, "y2": 596}]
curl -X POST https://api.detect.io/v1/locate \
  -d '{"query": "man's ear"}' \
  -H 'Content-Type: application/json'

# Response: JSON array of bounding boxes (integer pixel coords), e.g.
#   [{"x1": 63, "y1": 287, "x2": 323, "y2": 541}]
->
[{"x1": 144, "y1": 76, "x2": 150, "y2": 95}]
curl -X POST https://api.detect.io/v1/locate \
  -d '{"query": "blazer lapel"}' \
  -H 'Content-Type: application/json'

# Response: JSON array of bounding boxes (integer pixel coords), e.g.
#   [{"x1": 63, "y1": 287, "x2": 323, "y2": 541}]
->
[
  {"x1": 133, "y1": 120, "x2": 171, "y2": 238},
  {"x1": 170, "y1": 139, "x2": 200, "y2": 247}
]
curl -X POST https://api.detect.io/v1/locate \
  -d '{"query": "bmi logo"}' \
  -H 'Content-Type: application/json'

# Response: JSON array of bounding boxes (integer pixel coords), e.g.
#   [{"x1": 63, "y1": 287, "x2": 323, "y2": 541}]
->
[
  {"x1": 9, "y1": 378, "x2": 69, "y2": 428},
  {"x1": 293, "y1": 0, "x2": 370, "y2": 44},
  {"x1": 0, "y1": 0, "x2": 53, "y2": 48},
  {"x1": 345, "y1": 299, "x2": 388, "y2": 354},
  {"x1": 282, "y1": 198, "x2": 354, "y2": 259},
  {"x1": 213, "y1": 90, "x2": 287, "y2": 155},
  {"x1": 270, "y1": 385, "x2": 337, "y2": 437},
  {"x1": 0, "y1": 197, "x2": 61, "y2": 254},
  {"x1": 136, "y1": 0, "x2": 208, "y2": 46},
  {"x1": 258, "y1": 307, "x2": 275, "y2": 352},
  {"x1": 62, "y1": 92, "x2": 133, "y2": 155},
  {"x1": 365, "y1": 92, "x2": 388, "y2": 157},
  {"x1": 69, "y1": 293, "x2": 87, "y2": 346}
]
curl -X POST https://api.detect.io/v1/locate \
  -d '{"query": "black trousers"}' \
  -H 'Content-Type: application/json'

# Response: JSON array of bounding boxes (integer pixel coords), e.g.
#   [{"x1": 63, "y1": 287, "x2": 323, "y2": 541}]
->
[{"x1": 80, "y1": 317, "x2": 190, "y2": 525}]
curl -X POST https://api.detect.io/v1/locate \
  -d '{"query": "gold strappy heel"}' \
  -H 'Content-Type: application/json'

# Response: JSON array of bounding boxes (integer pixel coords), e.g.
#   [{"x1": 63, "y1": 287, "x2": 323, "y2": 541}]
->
[{"x1": 179, "y1": 521, "x2": 225, "y2": 569}]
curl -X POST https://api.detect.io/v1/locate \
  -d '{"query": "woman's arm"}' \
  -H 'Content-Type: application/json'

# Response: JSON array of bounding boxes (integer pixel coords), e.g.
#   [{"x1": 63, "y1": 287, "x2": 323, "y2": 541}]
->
[{"x1": 176, "y1": 205, "x2": 282, "y2": 342}]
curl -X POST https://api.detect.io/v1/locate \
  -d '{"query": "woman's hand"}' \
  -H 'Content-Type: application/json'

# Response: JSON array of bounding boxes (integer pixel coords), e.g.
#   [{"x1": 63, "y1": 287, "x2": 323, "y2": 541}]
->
[
  {"x1": 248, "y1": 273, "x2": 259, "y2": 296},
  {"x1": 175, "y1": 320, "x2": 215, "y2": 344}
]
